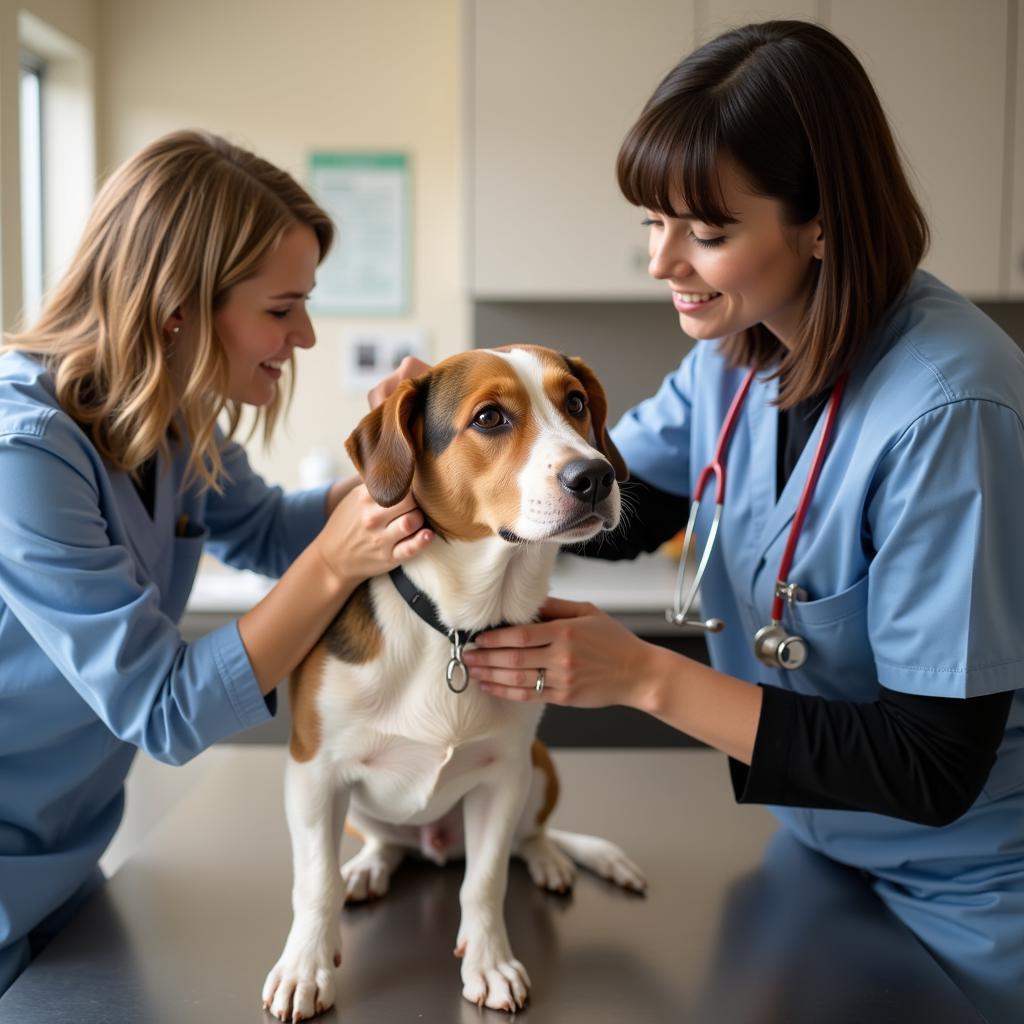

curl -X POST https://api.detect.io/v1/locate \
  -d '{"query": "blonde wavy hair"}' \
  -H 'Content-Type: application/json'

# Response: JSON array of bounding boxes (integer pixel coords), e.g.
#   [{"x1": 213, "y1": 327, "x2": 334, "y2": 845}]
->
[{"x1": 2, "y1": 129, "x2": 334, "y2": 490}]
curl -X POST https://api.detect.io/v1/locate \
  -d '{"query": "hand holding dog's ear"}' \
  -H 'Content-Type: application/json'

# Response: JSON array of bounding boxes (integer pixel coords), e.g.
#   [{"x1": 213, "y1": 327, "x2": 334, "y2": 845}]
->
[
  {"x1": 346, "y1": 379, "x2": 422, "y2": 507},
  {"x1": 367, "y1": 355, "x2": 432, "y2": 410},
  {"x1": 324, "y1": 373, "x2": 434, "y2": 586},
  {"x1": 315, "y1": 484, "x2": 432, "y2": 589}
]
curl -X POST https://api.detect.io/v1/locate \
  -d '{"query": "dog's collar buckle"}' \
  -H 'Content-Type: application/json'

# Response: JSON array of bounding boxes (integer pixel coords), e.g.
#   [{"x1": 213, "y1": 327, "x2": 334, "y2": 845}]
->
[
  {"x1": 389, "y1": 567, "x2": 502, "y2": 696},
  {"x1": 445, "y1": 629, "x2": 472, "y2": 694}
]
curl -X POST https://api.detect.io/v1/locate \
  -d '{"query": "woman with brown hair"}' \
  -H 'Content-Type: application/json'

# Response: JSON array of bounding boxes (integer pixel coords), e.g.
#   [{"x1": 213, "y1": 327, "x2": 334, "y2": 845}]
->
[
  {"x1": 451, "y1": 21, "x2": 1024, "y2": 1022},
  {"x1": 0, "y1": 130, "x2": 432, "y2": 995}
]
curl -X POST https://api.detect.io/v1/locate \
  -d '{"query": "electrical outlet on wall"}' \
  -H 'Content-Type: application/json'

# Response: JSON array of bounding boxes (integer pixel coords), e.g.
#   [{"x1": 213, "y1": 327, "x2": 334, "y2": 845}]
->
[{"x1": 339, "y1": 328, "x2": 429, "y2": 394}]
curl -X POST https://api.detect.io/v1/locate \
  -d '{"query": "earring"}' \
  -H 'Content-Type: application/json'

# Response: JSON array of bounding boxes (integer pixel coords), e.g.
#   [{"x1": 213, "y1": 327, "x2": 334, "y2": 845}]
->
[{"x1": 172, "y1": 326, "x2": 181, "y2": 335}]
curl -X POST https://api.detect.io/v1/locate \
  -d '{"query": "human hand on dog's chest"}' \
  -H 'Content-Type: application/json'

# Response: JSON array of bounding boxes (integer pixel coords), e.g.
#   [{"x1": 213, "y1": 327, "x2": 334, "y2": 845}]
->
[{"x1": 464, "y1": 597, "x2": 654, "y2": 710}]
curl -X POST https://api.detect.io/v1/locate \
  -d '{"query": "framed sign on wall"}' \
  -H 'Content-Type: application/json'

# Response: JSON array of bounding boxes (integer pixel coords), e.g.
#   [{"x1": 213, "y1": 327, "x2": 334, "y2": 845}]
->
[{"x1": 308, "y1": 152, "x2": 411, "y2": 315}]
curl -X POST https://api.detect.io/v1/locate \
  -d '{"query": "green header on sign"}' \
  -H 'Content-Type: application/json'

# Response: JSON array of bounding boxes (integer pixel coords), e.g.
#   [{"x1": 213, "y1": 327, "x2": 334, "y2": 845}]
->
[{"x1": 310, "y1": 152, "x2": 407, "y2": 171}]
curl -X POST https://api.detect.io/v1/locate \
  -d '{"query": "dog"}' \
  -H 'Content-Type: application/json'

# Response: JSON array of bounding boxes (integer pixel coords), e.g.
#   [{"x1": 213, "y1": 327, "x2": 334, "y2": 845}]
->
[{"x1": 262, "y1": 344, "x2": 646, "y2": 1022}]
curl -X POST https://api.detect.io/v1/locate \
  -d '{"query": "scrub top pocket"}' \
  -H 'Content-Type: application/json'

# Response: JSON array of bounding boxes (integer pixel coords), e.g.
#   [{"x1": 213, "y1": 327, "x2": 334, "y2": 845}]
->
[
  {"x1": 165, "y1": 524, "x2": 209, "y2": 623},
  {"x1": 787, "y1": 575, "x2": 876, "y2": 701}
]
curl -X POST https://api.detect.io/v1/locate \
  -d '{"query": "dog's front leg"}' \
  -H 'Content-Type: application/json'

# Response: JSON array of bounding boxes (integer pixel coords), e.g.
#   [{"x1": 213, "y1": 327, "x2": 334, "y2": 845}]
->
[
  {"x1": 263, "y1": 755, "x2": 349, "y2": 1022},
  {"x1": 456, "y1": 760, "x2": 533, "y2": 1011}
]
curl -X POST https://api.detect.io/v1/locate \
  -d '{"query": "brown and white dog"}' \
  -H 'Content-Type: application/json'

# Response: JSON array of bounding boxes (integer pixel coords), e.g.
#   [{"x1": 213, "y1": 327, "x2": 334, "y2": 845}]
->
[{"x1": 262, "y1": 345, "x2": 646, "y2": 1022}]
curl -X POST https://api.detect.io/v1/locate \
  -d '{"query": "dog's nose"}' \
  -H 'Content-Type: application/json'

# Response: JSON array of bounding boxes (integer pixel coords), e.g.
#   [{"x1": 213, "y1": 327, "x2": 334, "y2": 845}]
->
[{"x1": 558, "y1": 458, "x2": 614, "y2": 506}]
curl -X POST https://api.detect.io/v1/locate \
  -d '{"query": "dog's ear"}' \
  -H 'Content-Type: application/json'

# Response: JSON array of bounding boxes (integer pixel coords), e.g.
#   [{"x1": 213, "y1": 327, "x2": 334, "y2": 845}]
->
[
  {"x1": 345, "y1": 378, "x2": 423, "y2": 506},
  {"x1": 563, "y1": 355, "x2": 629, "y2": 481}
]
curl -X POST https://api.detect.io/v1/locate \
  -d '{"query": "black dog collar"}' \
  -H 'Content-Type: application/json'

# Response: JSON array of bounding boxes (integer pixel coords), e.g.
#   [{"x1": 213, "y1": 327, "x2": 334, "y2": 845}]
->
[
  {"x1": 388, "y1": 567, "x2": 510, "y2": 694},
  {"x1": 388, "y1": 566, "x2": 485, "y2": 646}
]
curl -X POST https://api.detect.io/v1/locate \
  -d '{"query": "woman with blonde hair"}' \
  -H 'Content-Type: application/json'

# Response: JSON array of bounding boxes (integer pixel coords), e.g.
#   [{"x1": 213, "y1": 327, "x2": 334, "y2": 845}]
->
[{"x1": 0, "y1": 129, "x2": 432, "y2": 995}]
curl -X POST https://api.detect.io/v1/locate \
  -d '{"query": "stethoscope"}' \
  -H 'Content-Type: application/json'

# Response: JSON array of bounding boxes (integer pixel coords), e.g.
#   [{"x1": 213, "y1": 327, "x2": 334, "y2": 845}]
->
[{"x1": 666, "y1": 367, "x2": 848, "y2": 670}]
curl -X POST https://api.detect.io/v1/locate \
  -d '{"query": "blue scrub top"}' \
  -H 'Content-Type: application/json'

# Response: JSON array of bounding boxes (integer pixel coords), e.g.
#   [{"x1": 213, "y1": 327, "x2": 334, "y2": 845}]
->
[
  {"x1": 0, "y1": 351, "x2": 329, "y2": 992},
  {"x1": 610, "y1": 270, "x2": 1024, "y2": 884}
]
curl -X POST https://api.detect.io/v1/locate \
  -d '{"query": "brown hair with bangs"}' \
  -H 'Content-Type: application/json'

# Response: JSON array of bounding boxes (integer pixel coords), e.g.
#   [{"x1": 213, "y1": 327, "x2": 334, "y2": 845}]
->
[{"x1": 617, "y1": 20, "x2": 928, "y2": 407}]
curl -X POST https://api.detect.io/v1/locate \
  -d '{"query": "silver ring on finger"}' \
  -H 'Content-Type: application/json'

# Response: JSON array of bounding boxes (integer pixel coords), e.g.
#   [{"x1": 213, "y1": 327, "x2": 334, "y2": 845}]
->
[{"x1": 534, "y1": 668, "x2": 546, "y2": 695}]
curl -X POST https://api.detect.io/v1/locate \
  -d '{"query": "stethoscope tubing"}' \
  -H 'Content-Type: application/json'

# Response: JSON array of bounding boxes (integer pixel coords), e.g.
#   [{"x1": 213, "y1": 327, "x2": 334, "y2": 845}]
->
[
  {"x1": 692, "y1": 367, "x2": 757, "y2": 505},
  {"x1": 770, "y1": 371, "x2": 848, "y2": 622},
  {"x1": 668, "y1": 366, "x2": 849, "y2": 654}
]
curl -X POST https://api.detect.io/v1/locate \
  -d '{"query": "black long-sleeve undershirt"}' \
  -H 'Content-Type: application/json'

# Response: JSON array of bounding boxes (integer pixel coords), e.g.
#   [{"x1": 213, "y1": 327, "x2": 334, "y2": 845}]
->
[
  {"x1": 731, "y1": 683, "x2": 1010, "y2": 826},
  {"x1": 568, "y1": 400, "x2": 1013, "y2": 826}
]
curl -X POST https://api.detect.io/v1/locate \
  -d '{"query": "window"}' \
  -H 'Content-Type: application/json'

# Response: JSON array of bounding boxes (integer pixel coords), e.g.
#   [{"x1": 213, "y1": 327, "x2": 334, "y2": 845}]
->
[
  {"x1": 3, "y1": 13, "x2": 94, "y2": 335},
  {"x1": 20, "y1": 52, "x2": 44, "y2": 326}
]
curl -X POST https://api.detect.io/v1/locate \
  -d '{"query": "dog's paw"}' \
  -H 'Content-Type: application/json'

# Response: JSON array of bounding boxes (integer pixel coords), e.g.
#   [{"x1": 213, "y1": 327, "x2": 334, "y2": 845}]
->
[
  {"x1": 262, "y1": 940, "x2": 340, "y2": 1022},
  {"x1": 341, "y1": 842, "x2": 404, "y2": 902},
  {"x1": 460, "y1": 954, "x2": 531, "y2": 1012},
  {"x1": 456, "y1": 928, "x2": 531, "y2": 1012},
  {"x1": 518, "y1": 834, "x2": 576, "y2": 893},
  {"x1": 548, "y1": 828, "x2": 647, "y2": 893},
  {"x1": 587, "y1": 837, "x2": 647, "y2": 893}
]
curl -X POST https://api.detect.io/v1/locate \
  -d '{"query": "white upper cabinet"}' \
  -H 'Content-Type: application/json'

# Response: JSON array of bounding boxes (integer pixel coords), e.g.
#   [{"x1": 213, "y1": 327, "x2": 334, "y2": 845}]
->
[
  {"x1": 470, "y1": 1, "x2": 1017, "y2": 298},
  {"x1": 828, "y1": 0, "x2": 1010, "y2": 299},
  {"x1": 470, "y1": 0, "x2": 696, "y2": 298}
]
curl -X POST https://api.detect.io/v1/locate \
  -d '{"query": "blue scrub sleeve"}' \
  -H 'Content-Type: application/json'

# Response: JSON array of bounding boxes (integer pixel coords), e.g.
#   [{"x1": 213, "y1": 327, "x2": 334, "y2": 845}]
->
[
  {"x1": 867, "y1": 399, "x2": 1024, "y2": 698},
  {"x1": 0, "y1": 428, "x2": 272, "y2": 766},
  {"x1": 203, "y1": 434, "x2": 329, "y2": 578},
  {"x1": 607, "y1": 348, "x2": 696, "y2": 497}
]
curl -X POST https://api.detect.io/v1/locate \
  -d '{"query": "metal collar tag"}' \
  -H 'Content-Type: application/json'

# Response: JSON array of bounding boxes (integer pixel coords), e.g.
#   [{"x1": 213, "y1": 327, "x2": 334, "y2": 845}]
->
[{"x1": 388, "y1": 567, "x2": 508, "y2": 694}]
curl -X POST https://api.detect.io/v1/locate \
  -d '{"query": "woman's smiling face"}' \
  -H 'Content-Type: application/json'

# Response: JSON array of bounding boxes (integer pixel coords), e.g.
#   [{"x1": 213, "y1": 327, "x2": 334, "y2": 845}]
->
[
  {"x1": 212, "y1": 223, "x2": 320, "y2": 406},
  {"x1": 644, "y1": 157, "x2": 824, "y2": 350}
]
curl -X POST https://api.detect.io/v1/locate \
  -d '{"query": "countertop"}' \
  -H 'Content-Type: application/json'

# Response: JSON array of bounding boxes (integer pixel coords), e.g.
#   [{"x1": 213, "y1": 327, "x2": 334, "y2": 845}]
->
[
  {"x1": 0, "y1": 748, "x2": 982, "y2": 1023},
  {"x1": 185, "y1": 550, "x2": 695, "y2": 638}
]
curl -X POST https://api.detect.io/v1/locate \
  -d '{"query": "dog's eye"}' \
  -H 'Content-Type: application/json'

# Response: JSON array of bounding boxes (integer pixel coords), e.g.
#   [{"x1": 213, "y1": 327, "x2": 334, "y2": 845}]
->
[
  {"x1": 567, "y1": 391, "x2": 587, "y2": 417},
  {"x1": 473, "y1": 406, "x2": 506, "y2": 430}
]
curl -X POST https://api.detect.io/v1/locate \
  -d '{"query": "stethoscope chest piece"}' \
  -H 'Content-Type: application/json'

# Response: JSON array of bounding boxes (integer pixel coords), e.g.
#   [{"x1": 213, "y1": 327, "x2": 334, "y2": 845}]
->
[{"x1": 753, "y1": 622, "x2": 808, "y2": 670}]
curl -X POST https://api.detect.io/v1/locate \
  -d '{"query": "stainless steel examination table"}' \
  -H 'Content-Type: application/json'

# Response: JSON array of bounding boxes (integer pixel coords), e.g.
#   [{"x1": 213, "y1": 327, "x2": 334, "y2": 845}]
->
[{"x1": 0, "y1": 748, "x2": 984, "y2": 1023}]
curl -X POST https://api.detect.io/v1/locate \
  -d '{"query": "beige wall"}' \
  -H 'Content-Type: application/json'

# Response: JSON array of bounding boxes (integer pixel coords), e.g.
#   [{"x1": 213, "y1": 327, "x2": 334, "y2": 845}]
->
[{"x1": 96, "y1": 0, "x2": 468, "y2": 488}]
